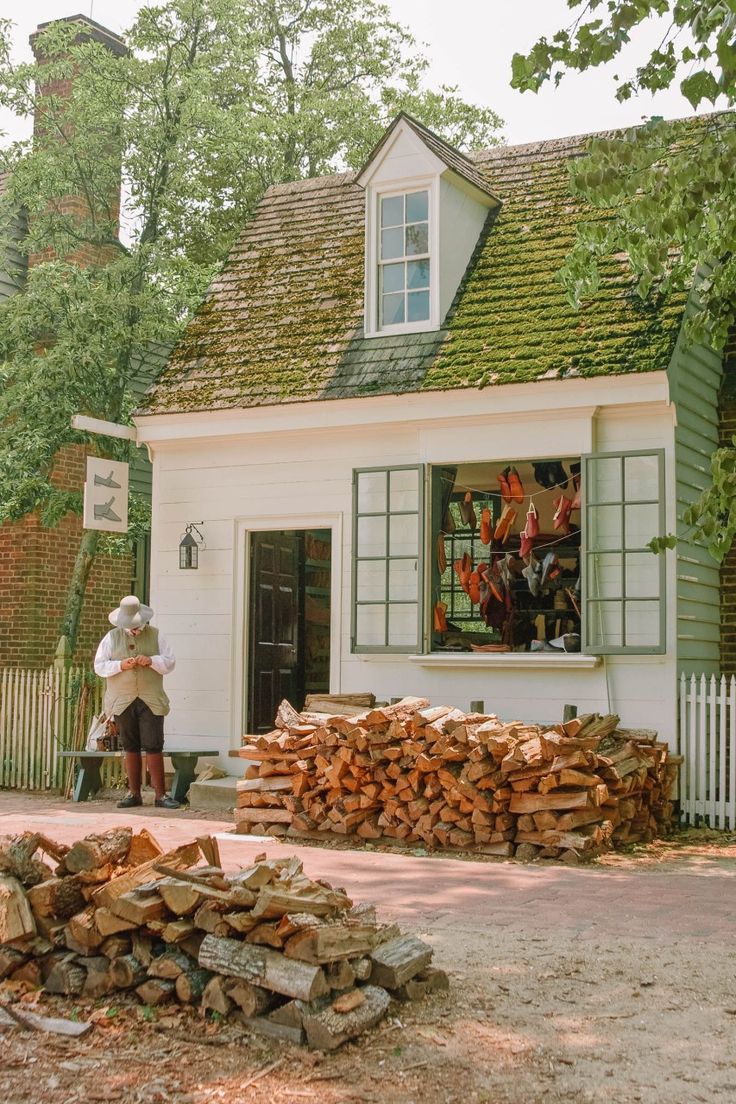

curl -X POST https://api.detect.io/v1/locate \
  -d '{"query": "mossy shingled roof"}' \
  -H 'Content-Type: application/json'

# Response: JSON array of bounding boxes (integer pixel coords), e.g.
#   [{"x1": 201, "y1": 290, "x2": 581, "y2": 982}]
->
[{"x1": 142, "y1": 129, "x2": 685, "y2": 415}]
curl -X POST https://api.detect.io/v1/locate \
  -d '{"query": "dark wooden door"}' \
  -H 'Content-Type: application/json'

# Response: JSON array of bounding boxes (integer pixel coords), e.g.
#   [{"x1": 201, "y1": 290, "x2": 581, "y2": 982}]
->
[{"x1": 248, "y1": 531, "x2": 302, "y2": 733}]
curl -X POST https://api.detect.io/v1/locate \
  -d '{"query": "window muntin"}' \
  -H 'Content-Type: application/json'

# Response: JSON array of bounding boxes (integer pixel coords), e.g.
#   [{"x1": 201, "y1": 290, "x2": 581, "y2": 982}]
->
[
  {"x1": 378, "y1": 190, "x2": 430, "y2": 328},
  {"x1": 352, "y1": 466, "x2": 424, "y2": 653},
  {"x1": 583, "y1": 450, "x2": 665, "y2": 654}
]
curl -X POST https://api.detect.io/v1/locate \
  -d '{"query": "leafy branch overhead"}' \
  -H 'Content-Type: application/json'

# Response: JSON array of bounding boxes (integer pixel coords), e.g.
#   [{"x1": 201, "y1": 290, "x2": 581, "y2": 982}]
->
[
  {"x1": 512, "y1": 1, "x2": 736, "y2": 562},
  {"x1": 0, "y1": 0, "x2": 502, "y2": 655},
  {"x1": 0, "y1": 0, "x2": 503, "y2": 535}
]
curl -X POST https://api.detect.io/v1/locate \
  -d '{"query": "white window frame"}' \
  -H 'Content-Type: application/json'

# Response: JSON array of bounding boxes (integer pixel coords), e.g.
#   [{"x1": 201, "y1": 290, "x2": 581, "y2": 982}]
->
[{"x1": 364, "y1": 178, "x2": 440, "y2": 338}]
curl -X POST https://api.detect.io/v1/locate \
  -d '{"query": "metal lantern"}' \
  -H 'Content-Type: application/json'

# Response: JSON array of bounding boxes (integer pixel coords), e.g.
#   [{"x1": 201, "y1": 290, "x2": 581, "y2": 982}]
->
[{"x1": 179, "y1": 523, "x2": 203, "y2": 569}]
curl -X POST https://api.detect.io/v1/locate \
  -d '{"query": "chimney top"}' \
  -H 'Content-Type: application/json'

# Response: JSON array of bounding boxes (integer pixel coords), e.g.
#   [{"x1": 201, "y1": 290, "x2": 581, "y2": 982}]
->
[{"x1": 30, "y1": 14, "x2": 127, "y2": 59}]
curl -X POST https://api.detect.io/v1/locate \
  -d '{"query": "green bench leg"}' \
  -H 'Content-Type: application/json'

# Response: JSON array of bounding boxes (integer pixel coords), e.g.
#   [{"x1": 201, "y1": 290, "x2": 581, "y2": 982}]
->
[
  {"x1": 73, "y1": 756, "x2": 104, "y2": 802},
  {"x1": 169, "y1": 754, "x2": 197, "y2": 804}
]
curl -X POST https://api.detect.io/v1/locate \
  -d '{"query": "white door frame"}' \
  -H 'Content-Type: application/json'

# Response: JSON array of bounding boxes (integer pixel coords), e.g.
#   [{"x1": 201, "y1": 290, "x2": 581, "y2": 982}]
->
[{"x1": 231, "y1": 512, "x2": 343, "y2": 747}]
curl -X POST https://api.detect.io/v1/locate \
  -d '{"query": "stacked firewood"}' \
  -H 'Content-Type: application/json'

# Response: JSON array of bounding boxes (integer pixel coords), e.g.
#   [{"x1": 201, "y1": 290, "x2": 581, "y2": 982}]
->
[
  {"x1": 236, "y1": 698, "x2": 678, "y2": 861},
  {"x1": 0, "y1": 829, "x2": 444, "y2": 1049}
]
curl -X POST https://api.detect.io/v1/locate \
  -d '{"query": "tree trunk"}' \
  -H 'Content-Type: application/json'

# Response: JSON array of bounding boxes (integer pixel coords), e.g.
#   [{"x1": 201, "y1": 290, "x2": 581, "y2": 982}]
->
[{"x1": 59, "y1": 527, "x2": 101, "y2": 659}]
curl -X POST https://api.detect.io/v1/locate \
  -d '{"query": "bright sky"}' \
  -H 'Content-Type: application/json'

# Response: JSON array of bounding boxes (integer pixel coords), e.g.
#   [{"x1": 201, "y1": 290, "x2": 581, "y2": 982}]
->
[{"x1": 1, "y1": 0, "x2": 702, "y2": 146}]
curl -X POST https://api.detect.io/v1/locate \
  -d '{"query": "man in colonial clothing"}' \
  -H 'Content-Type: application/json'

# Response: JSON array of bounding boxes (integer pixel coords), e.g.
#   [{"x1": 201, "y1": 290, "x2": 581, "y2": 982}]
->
[{"x1": 94, "y1": 595, "x2": 180, "y2": 809}]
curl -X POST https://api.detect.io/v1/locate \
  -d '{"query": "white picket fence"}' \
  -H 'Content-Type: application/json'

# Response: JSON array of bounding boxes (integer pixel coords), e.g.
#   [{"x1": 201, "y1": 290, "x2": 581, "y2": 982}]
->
[
  {"x1": 678, "y1": 673, "x2": 736, "y2": 830},
  {"x1": 0, "y1": 666, "x2": 106, "y2": 792}
]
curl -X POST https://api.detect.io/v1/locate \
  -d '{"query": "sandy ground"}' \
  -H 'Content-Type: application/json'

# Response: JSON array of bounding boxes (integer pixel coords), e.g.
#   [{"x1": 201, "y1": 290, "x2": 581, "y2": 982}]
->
[{"x1": 1, "y1": 791, "x2": 735, "y2": 1104}]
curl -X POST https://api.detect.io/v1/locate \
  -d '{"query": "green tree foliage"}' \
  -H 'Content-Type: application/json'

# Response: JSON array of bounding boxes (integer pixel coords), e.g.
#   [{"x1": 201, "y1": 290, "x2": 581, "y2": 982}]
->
[
  {"x1": 512, "y1": 1, "x2": 736, "y2": 561},
  {"x1": 0, "y1": 1, "x2": 502, "y2": 654}
]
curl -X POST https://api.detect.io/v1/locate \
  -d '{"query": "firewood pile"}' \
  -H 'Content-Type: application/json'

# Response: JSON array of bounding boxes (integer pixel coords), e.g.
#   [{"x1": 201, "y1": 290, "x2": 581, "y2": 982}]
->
[
  {"x1": 0, "y1": 829, "x2": 444, "y2": 1049},
  {"x1": 236, "y1": 698, "x2": 678, "y2": 861}
]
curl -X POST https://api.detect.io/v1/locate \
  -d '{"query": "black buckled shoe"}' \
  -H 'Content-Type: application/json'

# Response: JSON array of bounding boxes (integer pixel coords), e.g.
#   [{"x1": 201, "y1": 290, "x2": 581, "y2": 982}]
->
[
  {"x1": 154, "y1": 795, "x2": 181, "y2": 810},
  {"x1": 117, "y1": 793, "x2": 142, "y2": 808}
]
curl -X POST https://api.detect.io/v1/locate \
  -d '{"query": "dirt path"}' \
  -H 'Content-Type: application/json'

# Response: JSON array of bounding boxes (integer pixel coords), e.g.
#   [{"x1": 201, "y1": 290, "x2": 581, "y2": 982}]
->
[{"x1": 1, "y1": 793, "x2": 735, "y2": 1104}]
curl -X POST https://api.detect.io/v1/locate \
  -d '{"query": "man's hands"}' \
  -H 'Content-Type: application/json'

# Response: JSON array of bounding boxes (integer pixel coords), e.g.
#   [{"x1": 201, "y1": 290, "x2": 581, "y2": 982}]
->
[{"x1": 120, "y1": 655, "x2": 153, "y2": 671}]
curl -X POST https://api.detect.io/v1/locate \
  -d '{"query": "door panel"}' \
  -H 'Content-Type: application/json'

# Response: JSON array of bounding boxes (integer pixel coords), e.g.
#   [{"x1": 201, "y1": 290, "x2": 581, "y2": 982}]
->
[{"x1": 248, "y1": 532, "x2": 301, "y2": 733}]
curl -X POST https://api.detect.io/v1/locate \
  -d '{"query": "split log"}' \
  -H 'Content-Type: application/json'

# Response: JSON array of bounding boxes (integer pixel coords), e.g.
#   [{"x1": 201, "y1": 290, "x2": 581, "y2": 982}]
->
[
  {"x1": 201, "y1": 974, "x2": 234, "y2": 1016},
  {"x1": 162, "y1": 919, "x2": 195, "y2": 944},
  {"x1": 0, "y1": 834, "x2": 56, "y2": 886},
  {"x1": 110, "y1": 890, "x2": 166, "y2": 926},
  {"x1": 369, "y1": 935, "x2": 432, "y2": 989},
  {"x1": 148, "y1": 950, "x2": 193, "y2": 980},
  {"x1": 284, "y1": 922, "x2": 379, "y2": 964},
  {"x1": 157, "y1": 881, "x2": 202, "y2": 916},
  {"x1": 0, "y1": 944, "x2": 27, "y2": 979},
  {"x1": 136, "y1": 978, "x2": 175, "y2": 1006},
  {"x1": 109, "y1": 954, "x2": 147, "y2": 989},
  {"x1": 174, "y1": 966, "x2": 214, "y2": 1004},
  {"x1": 44, "y1": 954, "x2": 86, "y2": 996},
  {"x1": 92, "y1": 841, "x2": 200, "y2": 911},
  {"x1": 81, "y1": 955, "x2": 112, "y2": 998},
  {"x1": 99, "y1": 934, "x2": 131, "y2": 960},
  {"x1": 64, "y1": 828, "x2": 133, "y2": 874},
  {"x1": 0, "y1": 876, "x2": 35, "y2": 943},
  {"x1": 27, "y1": 877, "x2": 86, "y2": 921},
  {"x1": 66, "y1": 907, "x2": 103, "y2": 954},
  {"x1": 227, "y1": 979, "x2": 273, "y2": 1016},
  {"x1": 94, "y1": 907, "x2": 137, "y2": 937},
  {"x1": 301, "y1": 985, "x2": 390, "y2": 1051},
  {"x1": 198, "y1": 934, "x2": 329, "y2": 1002}
]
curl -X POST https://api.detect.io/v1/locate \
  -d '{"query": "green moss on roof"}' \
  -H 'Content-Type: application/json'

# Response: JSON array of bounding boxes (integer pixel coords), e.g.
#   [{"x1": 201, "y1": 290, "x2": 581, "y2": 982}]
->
[{"x1": 143, "y1": 132, "x2": 686, "y2": 416}]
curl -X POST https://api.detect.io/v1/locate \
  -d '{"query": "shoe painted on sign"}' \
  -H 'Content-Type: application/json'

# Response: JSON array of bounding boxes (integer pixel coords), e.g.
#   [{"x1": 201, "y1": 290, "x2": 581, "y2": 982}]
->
[
  {"x1": 94, "y1": 497, "x2": 121, "y2": 523},
  {"x1": 94, "y1": 470, "x2": 121, "y2": 489}
]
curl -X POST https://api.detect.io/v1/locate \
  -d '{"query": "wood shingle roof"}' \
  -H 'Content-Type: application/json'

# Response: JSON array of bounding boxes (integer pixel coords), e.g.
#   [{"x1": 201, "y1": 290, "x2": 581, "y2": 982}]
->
[{"x1": 142, "y1": 126, "x2": 687, "y2": 415}]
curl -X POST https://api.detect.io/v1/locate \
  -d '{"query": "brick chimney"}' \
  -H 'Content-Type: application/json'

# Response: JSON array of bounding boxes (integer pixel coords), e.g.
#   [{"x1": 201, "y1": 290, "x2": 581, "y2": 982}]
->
[{"x1": 28, "y1": 14, "x2": 127, "y2": 269}]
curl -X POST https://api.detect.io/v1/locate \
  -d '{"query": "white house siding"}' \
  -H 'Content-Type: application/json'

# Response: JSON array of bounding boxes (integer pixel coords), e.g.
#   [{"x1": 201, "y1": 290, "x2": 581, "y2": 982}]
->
[{"x1": 141, "y1": 374, "x2": 679, "y2": 768}]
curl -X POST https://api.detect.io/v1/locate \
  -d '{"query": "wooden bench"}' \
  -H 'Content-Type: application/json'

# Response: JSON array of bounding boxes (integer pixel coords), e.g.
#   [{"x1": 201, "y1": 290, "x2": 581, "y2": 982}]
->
[{"x1": 58, "y1": 749, "x2": 219, "y2": 804}]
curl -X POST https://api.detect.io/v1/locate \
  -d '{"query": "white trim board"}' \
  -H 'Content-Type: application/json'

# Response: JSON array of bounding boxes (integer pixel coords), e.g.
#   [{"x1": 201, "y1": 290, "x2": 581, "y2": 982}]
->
[{"x1": 136, "y1": 372, "x2": 672, "y2": 447}]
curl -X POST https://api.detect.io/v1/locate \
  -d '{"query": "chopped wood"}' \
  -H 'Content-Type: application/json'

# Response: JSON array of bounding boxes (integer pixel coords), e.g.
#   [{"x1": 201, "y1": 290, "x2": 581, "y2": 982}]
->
[
  {"x1": 198, "y1": 934, "x2": 329, "y2": 1002},
  {"x1": 92, "y1": 841, "x2": 201, "y2": 911},
  {"x1": 369, "y1": 935, "x2": 433, "y2": 989},
  {"x1": 0, "y1": 876, "x2": 35, "y2": 943},
  {"x1": 136, "y1": 977, "x2": 176, "y2": 1005},
  {"x1": 27, "y1": 877, "x2": 86, "y2": 920},
  {"x1": 301, "y1": 984, "x2": 390, "y2": 1051},
  {"x1": 175, "y1": 965, "x2": 214, "y2": 1003},
  {"x1": 64, "y1": 828, "x2": 132, "y2": 874},
  {"x1": 109, "y1": 954, "x2": 147, "y2": 989}
]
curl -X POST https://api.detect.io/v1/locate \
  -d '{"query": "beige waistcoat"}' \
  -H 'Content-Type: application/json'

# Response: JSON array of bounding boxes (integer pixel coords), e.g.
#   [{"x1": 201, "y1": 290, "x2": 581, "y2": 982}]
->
[{"x1": 103, "y1": 626, "x2": 170, "y2": 718}]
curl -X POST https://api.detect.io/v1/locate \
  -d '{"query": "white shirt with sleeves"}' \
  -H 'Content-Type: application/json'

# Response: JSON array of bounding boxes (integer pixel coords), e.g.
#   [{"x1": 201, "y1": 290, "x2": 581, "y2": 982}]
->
[{"x1": 94, "y1": 630, "x2": 176, "y2": 679}]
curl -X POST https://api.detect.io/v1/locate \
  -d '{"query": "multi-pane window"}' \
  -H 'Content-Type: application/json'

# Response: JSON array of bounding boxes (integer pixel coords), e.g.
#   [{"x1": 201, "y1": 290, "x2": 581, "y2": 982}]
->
[
  {"x1": 583, "y1": 450, "x2": 665, "y2": 654},
  {"x1": 378, "y1": 190, "x2": 430, "y2": 328},
  {"x1": 352, "y1": 467, "x2": 424, "y2": 652}
]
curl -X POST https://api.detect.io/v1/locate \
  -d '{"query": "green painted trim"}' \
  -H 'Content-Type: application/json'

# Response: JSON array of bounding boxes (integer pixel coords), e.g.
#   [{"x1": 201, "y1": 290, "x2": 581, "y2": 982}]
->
[
  {"x1": 351, "y1": 465, "x2": 425, "y2": 653},
  {"x1": 582, "y1": 449, "x2": 666, "y2": 655}
]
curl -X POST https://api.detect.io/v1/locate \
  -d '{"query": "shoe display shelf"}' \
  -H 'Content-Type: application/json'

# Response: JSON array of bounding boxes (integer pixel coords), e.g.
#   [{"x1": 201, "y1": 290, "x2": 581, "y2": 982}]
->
[{"x1": 435, "y1": 527, "x2": 580, "y2": 648}]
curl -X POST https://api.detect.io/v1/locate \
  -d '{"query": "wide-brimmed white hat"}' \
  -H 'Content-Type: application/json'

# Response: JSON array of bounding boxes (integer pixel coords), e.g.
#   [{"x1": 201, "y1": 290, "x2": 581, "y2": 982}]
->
[{"x1": 109, "y1": 595, "x2": 154, "y2": 629}]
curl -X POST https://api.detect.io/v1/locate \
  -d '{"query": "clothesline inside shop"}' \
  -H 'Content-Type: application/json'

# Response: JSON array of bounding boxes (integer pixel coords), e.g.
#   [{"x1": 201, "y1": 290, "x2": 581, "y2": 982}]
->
[
  {"x1": 448, "y1": 472, "x2": 576, "y2": 501},
  {"x1": 441, "y1": 528, "x2": 579, "y2": 557}
]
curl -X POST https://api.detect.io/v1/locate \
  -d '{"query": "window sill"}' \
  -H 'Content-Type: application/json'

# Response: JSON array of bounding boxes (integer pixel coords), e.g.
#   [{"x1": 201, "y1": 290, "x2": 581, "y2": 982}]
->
[{"x1": 407, "y1": 652, "x2": 601, "y2": 670}]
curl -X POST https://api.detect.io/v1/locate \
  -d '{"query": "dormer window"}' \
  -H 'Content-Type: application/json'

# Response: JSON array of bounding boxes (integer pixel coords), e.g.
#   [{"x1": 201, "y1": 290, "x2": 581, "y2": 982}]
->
[
  {"x1": 379, "y1": 190, "x2": 430, "y2": 327},
  {"x1": 357, "y1": 113, "x2": 500, "y2": 340}
]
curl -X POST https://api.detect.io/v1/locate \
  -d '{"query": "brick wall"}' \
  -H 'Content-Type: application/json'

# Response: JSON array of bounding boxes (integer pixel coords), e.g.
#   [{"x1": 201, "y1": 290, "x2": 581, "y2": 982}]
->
[
  {"x1": 0, "y1": 445, "x2": 132, "y2": 668},
  {"x1": 0, "y1": 17, "x2": 133, "y2": 669},
  {"x1": 719, "y1": 330, "x2": 736, "y2": 672}
]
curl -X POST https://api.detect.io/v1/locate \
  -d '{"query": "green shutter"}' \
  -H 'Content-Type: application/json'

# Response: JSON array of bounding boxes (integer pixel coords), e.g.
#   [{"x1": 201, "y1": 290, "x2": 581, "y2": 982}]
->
[
  {"x1": 582, "y1": 449, "x2": 666, "y2": 655},
  {"x1": 351, "y1": 465, "x2": 425, "y2": 653}
]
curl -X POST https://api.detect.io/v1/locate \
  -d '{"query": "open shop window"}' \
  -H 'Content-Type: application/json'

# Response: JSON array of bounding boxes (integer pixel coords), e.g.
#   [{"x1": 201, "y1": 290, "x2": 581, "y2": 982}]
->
[{"x1": 431, "y1": 459, "x2": 582, "y2": 654}]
